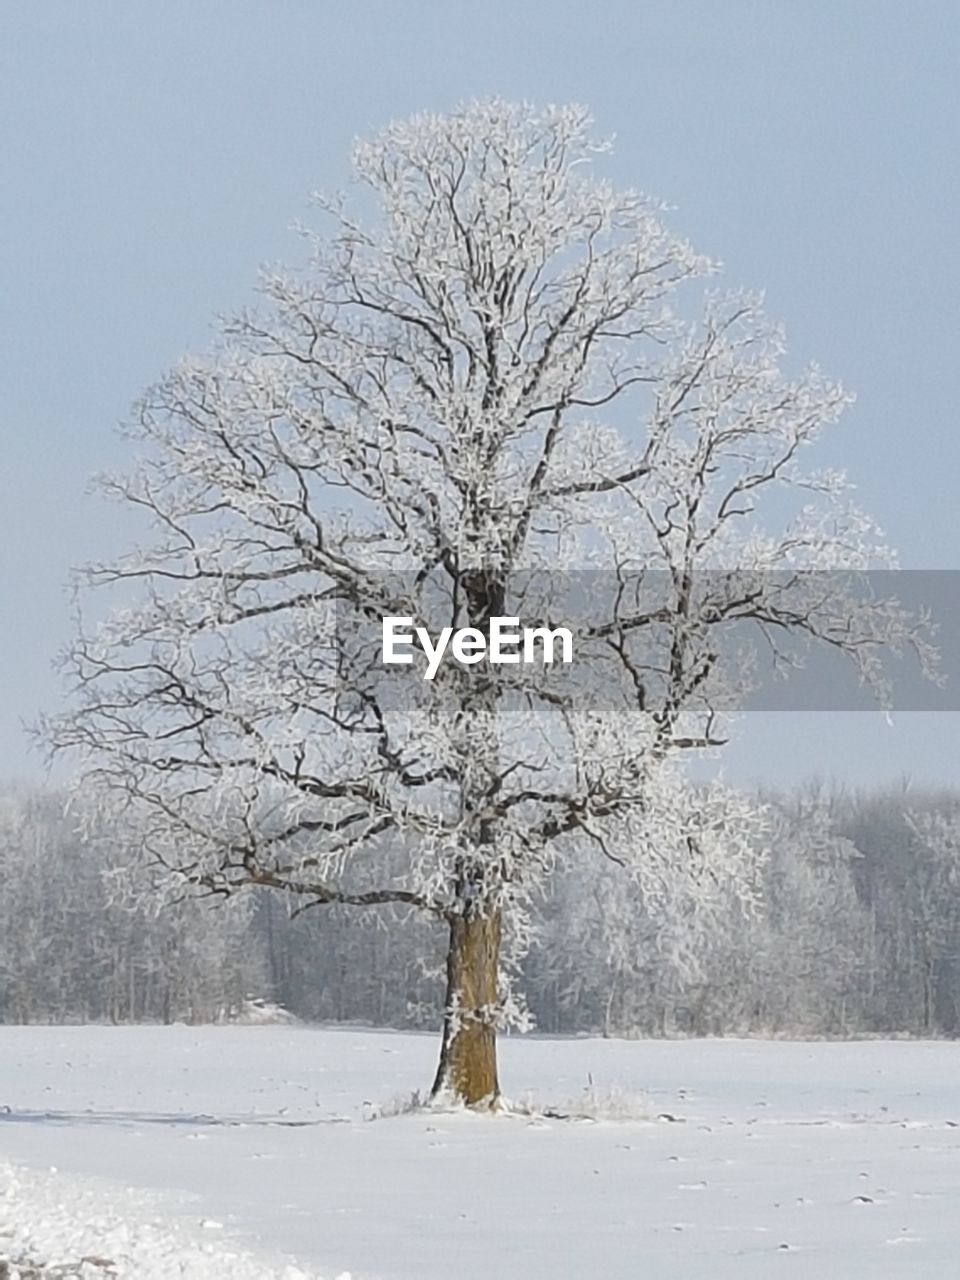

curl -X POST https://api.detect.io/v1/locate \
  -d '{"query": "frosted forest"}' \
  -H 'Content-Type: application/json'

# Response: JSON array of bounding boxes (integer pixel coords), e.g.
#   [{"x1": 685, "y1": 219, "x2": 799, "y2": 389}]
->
[{"x1": 4, "y1": 780, "x2": 960, "y2": 1041}]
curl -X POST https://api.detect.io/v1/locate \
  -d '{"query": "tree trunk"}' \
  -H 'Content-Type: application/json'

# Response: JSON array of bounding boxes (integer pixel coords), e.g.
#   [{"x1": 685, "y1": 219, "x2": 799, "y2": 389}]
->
[
  {"x1": 430, "y1": 566, "x2": 505, "y2": 1107},
  {"x1": 431, "y1": 910, "x2": 501, "y2": 1107}
]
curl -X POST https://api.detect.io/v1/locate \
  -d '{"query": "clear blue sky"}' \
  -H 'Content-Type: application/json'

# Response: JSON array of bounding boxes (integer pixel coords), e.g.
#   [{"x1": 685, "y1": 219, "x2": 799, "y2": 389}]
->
[{"x1": 2, "y1": 0, "x2": 958, "y2": 788}]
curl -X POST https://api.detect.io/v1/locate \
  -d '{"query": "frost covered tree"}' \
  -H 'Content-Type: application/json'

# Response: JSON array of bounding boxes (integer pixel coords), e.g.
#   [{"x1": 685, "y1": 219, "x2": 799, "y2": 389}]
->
[
  {"x1": 698, "y1": 798, "x2": 872, "y2": 1036},
  {"x1": 0, "y1": 784, "x2": 266, "y2": 1024},
  {"x1": 899, "y1": 805, "x2": 960, "y2": 1031},
  {"x1": 47, "y1": 101, "x2": 931, "y2": 1106}
]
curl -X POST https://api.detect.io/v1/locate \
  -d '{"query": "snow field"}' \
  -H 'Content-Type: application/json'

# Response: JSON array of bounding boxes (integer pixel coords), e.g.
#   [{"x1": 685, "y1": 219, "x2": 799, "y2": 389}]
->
[{"x1": 2, "y1": 1027, "x2": 960, "y2": 1278}]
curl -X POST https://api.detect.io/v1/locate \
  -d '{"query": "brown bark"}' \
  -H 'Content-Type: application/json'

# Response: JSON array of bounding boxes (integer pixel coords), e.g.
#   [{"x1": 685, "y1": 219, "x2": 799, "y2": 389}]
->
[
  {"x1": 430, "y1": 566, "x2": 505, "y2": 1107},
  {"x1": 431, "y1": 909, "x2": 502, "y2": 1107}
]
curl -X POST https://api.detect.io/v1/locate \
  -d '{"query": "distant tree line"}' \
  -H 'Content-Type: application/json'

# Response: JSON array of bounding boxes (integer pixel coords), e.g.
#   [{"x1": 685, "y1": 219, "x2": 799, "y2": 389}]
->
[{"x1": 2, "y1": 780, "x2": 960, "y2": 1037}]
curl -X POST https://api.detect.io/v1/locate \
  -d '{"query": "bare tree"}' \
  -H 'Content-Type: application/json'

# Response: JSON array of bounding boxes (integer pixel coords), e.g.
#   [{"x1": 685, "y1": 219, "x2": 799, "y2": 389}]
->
[{"x1": 46, "y1": 101, "x2": 930, "y2": 1106}]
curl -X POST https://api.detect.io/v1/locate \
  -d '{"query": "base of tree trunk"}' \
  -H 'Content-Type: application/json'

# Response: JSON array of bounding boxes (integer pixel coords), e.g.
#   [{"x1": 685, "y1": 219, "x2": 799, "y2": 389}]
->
[{"x1": 431, "y1": 911, "x2": 501, "y2": 1108}]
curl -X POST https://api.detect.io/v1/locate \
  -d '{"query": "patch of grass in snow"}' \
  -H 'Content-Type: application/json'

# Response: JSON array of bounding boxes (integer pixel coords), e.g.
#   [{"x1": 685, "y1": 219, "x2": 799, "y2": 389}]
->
[
  {"x1": 0, "y1": 1255, "x2": 117, "y2": 1278},
  {"x1": 507, "y1": 1080, "x2": 662, "y2": 1123},
  {"x1": 362, "y1": 1081, "x2": 668, "y2": 1123},
  {"x1": 361, "y1": 1090, "x2": 427, "y2": 1120}
]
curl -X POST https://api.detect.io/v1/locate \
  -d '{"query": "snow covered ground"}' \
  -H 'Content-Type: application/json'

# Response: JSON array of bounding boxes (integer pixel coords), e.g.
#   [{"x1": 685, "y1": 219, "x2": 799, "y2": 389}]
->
[{"x1": 2, "y1": 1027, "x2": 960, "y2": 1278}]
